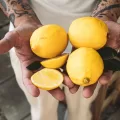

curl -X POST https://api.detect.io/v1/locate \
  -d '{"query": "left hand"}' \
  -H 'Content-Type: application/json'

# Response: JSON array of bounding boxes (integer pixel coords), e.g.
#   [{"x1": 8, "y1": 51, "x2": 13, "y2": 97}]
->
[
  {"x1": 82, "y1": 21, "x2": 120, "y2": 98},
  {"x1": 64, "y1": 21, "x2": 120, "y2": 98}
]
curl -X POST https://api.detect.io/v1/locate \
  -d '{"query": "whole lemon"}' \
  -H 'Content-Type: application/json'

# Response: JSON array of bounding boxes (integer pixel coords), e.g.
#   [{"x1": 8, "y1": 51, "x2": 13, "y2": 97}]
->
[
  {"x1": 30, "y1": 24, "x2": 68, "y2": 58},
  {"x1": 68, "y1": 17, "x2": 108, "y2": 50},
  {"x1": 66, "y1": 47, "x2": 104, "y2": 86}
]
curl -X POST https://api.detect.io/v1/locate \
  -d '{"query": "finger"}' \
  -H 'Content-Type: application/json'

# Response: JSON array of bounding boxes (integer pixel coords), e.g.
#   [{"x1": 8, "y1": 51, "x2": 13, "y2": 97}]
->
[
  {"x1": 63, "y1": 74, "x2": 79, "y2": 94},
  {"x1": 99, "y1": 71, "x2": 113, "y2": 85},
  {"x1": 0, "y1": 31, "x2": 18, "y2": 54},
  {"x1": 48, "y1": 87, "x2": 65, "y2": 101},
  {"x1": 83, "y1": 83, "x2": 97, "y2": 98},
  {"x1": 22, "y1": 64, "x2": 40, "y2": 97},
  {"x1": 82, "y1": 71, "x2": 113, "y2": 98},
  {"x1": 24, "y1": 77, "x2": 40, "y2": 97}
]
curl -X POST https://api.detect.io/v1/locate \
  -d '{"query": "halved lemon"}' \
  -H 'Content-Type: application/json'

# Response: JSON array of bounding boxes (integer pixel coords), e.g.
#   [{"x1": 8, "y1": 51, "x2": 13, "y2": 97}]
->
[
  {"x1": 41, "y1": 53, "x2": 69, "y2": 69},
  {"x1": 31, "y1": 68, "x2": 63, "y2": 90}
]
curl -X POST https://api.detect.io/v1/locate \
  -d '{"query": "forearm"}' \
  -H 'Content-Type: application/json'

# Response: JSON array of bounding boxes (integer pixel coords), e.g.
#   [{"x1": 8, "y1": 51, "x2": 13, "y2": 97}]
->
[
  {"x1": 0, "y1": 0, "x2": 40, "y2": 27},
  {"x1": 92, "y1": 0, "x2": 120, "y2": 22}
]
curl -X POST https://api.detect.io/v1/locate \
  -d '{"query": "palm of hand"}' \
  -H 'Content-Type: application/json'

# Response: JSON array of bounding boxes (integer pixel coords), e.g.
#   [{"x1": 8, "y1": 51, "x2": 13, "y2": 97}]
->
[
  {"x1": 7, "y1": 22, "x2": 41, "y2": 97},
  {"x1": 0, "y1": 21, "x2": 75, "y2": 101},
  {"x1": 82, "y1": 21, "x2": 120, "y2": 98}
]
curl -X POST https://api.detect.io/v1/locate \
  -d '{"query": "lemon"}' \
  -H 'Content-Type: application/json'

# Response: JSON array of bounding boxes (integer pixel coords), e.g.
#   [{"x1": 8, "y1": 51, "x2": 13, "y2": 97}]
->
[
  {"x1": 31, "y1": 68, "x2": 63, "y2": 90},
  {"x1": 66, "y1": 47, "x2": 104, "y2": 86},
  {"x1": 41, "y1": 53, "x2": 69, "y2": 69},
  {"x1": 30, "y1": 24, "x2": 68, "y2": 58},
  {"x1": 68, "y1": 17, "x2": 108, "y2": 50}
]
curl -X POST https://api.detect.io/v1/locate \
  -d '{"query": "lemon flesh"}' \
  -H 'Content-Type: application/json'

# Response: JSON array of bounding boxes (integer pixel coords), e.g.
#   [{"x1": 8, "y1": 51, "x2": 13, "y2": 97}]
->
[{"x1": 31, "y1": 68, "x2": 63, "y2": 90}]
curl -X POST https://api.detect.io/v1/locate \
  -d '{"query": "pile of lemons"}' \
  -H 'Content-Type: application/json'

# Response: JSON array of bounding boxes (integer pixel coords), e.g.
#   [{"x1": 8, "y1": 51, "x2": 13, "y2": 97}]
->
[{"x1": 30, "y1": 17, "x2": 108, "y2": 90}]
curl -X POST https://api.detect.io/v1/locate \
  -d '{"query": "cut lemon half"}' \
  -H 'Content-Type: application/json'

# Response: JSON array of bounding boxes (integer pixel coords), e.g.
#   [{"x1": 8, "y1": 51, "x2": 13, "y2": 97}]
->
[
  {"x1": 41, "y1": 53, "x2": 69, "y2": 69},
  {"x1": 31, "y1": 68, "x2": 63, "y2": 90}
]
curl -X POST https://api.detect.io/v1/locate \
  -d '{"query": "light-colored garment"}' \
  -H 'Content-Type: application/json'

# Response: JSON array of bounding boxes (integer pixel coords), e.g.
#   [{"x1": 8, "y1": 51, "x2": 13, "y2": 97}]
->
[
  {"x1": 30, "y1": 0, "x2": 98, "y2": 30},
  {"x1": 9, "y1": 0, "x2": 101, "y2": 120}
]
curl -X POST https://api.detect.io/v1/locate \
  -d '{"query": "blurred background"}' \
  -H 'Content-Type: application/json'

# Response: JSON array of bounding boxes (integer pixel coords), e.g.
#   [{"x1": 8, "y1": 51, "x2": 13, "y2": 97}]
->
[
  {"x1": 0, "y1": 8, "x2": 120, "y2": 120},
  {"x1": 0, "y1": 9, "x2": 31, "y2": 120}
]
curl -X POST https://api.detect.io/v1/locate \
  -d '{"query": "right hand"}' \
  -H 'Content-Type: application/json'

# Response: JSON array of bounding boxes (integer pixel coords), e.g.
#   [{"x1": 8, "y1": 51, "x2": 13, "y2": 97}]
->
[{"x1": 0, "y1": 18, "x2": 78, "y2": 101}]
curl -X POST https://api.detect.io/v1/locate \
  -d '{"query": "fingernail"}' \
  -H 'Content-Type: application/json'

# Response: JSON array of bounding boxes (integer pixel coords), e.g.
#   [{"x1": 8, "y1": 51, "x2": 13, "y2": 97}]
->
[
  {"x1": 59, "y1": 96, "x2": 65, "y2": 101},
  {"x1": 70, "y1": 87, "x2": 78, "y2": 94},
  {"x1": 27, "y1": 85, "x2": 39, "y2": 97}
]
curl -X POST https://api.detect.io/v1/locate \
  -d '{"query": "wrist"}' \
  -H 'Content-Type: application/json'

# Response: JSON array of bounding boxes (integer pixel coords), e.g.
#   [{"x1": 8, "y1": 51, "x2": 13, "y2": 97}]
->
[
  {"x1": 95, "y1": 15, "x2": 116, "y2": 22},
  {"x1": 91, "y1": 13, "x2": 115, "y2": 22},
  {"x1": 14, "y1": 15, "x2": 41, "y2": 27}
]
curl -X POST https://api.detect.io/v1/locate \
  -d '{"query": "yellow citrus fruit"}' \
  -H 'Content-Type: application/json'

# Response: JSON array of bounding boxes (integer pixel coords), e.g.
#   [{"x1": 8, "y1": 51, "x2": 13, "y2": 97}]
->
[
  {"x1": 68, "y1": 17, "x2": 108, "y2": 50},
  {"x1": 41, "y1": 53, "x2": 69, "y2": 69},
  {"x1": 31, "y1": 68, "x2": 63, "y2": 90},
  {"x1": 30, "y1": 24, "x2": 68, "y2": 58},
  {"x1": 66, "y1": 47, "x2": 104, "y2": 86}
]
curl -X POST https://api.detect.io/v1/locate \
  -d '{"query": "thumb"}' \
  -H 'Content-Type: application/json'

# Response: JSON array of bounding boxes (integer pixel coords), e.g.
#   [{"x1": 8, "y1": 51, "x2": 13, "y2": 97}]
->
[{"x1": 0, "y1": 31, "x2": 18, "y2": 54}]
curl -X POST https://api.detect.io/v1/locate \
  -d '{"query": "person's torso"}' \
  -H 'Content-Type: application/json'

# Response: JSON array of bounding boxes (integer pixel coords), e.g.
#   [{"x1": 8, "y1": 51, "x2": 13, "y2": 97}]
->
[{"x1": 30, "y1": 0, "x2": 99, "y2": 31}]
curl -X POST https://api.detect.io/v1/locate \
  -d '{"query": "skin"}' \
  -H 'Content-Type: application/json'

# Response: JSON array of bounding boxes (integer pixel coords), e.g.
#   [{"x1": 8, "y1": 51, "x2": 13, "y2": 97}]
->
[
  {"x1": 84, "y1": 0, "x2": 120, "y2": 98},
  {"x1": 0, "y1": 0, "x2": 120, "y2": 101},
  {"x1": 92, "y1": 0, "x2": 120, "y2": 21},
  {"x1": 0, "y1": 0, "x2": 78, "y2": 101}
]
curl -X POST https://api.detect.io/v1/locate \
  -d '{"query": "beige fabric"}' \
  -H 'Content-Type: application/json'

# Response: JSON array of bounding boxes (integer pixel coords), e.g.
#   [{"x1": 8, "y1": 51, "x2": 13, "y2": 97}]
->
[{"x1": 30, "y1": 0, "x2": 98, "y2": 30}]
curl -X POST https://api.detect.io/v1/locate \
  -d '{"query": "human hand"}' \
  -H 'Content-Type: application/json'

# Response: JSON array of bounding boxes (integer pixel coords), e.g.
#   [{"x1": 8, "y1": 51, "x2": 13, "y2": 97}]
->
[
  {"x1": 0, "y1": 18, "x2": 79, "y2": 101},
  {"x1": 82, "y1": 21, "x2": 120, "y2": 98},
  {"x1": 62, "y1": 21, "x2": 120, "y2": 98}
]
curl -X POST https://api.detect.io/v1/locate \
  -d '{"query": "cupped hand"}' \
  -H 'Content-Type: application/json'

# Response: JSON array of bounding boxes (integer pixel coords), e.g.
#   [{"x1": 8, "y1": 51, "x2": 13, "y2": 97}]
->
[
  {"x1": 83, "y1": 21, "x2": 120, "y2": 98},
  {"x1": 0, "y1": 19, "x2": 79, "y2": 101},
  {"x1": 62, "y1": 21, "x2": 120, "y2": 98}
]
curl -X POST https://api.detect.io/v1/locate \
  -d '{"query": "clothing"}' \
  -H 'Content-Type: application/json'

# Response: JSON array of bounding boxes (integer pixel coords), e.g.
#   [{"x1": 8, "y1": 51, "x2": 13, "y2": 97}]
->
[{"x1": 30, "y1": 0, "x2": 98, "y2": 30}]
